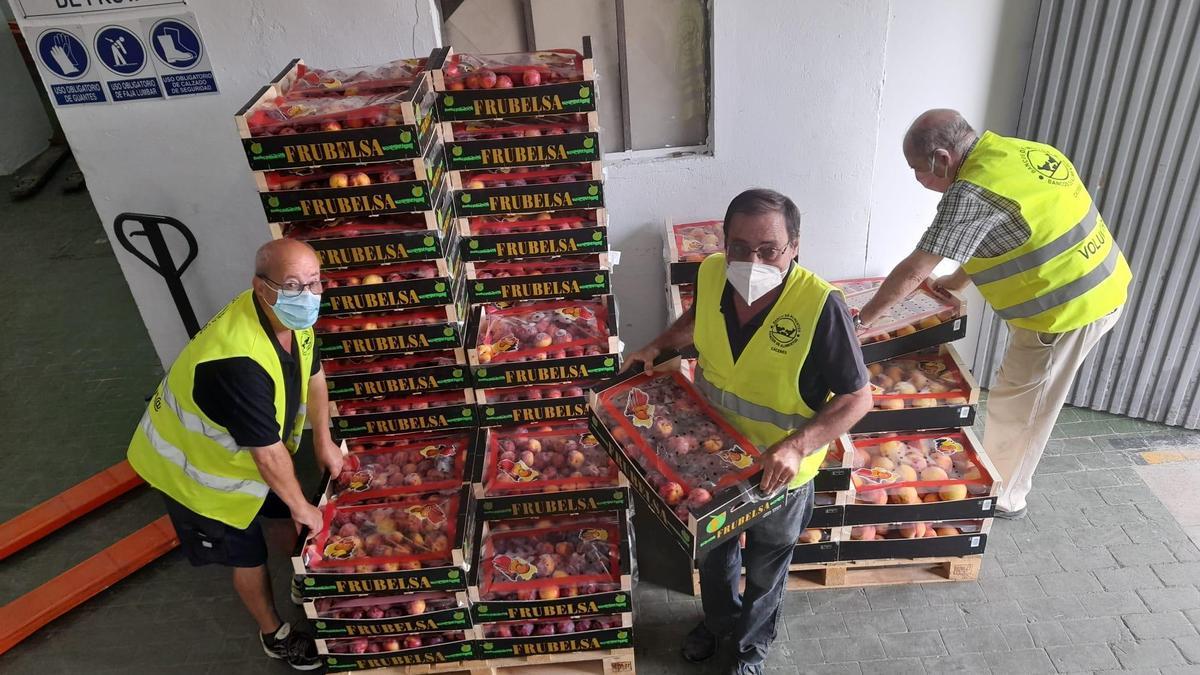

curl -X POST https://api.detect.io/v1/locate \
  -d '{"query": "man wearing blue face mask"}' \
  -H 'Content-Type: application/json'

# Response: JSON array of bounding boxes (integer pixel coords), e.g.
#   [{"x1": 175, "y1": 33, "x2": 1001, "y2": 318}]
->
[
  {"x1": 626, "y1": 189, "x2": 872, "y2": 674},
  {"x1": 126, "y1": 238, "x2": 341, "y2": 670}
]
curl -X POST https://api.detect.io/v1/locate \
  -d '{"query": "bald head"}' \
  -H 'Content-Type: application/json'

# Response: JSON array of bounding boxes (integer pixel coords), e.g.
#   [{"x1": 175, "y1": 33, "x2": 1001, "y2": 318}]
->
[
  {"x1": 255, "y1": 238, "x2": 320, "y2": 279},
  {"x1": 903, "y1": 109, "x2": 977, "y2": 193}
]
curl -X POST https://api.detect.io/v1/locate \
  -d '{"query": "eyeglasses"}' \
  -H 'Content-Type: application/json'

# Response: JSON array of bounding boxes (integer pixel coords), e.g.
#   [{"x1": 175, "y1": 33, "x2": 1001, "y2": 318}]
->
[
  {"x1": 726, "y1": 242, "x2": 794, "y2": 262},
  {"x1": 258, "y1": 274, "x2": 322, "y2": 297}
]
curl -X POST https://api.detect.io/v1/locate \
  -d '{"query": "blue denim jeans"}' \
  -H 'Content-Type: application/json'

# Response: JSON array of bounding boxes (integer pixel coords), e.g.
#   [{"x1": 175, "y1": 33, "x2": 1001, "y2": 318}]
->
[{"x1": 698, "y1": 480, "x2": 814, "y2": 665}]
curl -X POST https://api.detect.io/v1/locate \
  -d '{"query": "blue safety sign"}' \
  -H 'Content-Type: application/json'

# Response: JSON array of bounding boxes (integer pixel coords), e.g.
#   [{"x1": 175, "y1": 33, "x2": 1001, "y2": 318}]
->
[
  {"x1": 144, "y1": 14, "x2": 218, "y2": 96},
  {"x1": 34, "y1": 27, "x2": 106, "y2": 105}
]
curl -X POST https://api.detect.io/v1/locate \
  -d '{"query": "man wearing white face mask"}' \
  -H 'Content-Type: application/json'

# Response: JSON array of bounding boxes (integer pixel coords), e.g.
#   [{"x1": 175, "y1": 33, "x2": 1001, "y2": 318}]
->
[
  {"x1": 626, "y1": 189, "x2": 872, "y2": 674},
  {"x1": 126, "y1": 238, "x2": 341, "y2": 670}
]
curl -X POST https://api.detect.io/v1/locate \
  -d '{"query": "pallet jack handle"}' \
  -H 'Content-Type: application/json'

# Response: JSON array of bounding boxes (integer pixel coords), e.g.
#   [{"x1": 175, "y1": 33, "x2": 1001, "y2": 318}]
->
[{"x1": 113, "y1": 212, "x2": 200, "y2": 338}]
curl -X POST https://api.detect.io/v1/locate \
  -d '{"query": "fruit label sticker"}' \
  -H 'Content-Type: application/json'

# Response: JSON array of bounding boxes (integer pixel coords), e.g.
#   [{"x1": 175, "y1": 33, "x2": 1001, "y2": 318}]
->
[
  {"x1": 717, "y1": 447, "x2": 755, "y2": 470},
  {"x1": 920, "y1": 360, "x2": 948, "y2": 376},
  {"x1": 491, "y1": 334, "x2": 519, "y2": 355},
  {"x1": 579, "y1": 528, "x2": 609, "y2": 542},
  {"x1": 324, "y1": 536, "x2": 360, "y2": 560},
  {"x1": 492, "y1": 555, "x2": 537, "y2": 581},
  {"x1": 852, "y1": 467, "x2": 897, "y2": 486},
  {"x1": 346, "y1": 469, "x2": 374, "y2": 492},
  {"x1": 405, "y1": 503, "x2": 446, "y2": 525},
  {"x1": 419, "y1": 443, "x2": 457, "y2": 459},
  {"x1": 580, "y1": 432, "x2": 599, "y2": 447},
  {"x1": 498, "y1": 458, "x2": 540, "y2": 482},
  {"x1": 624, "y1": 388, "x2": 655, "y2": 428},
  {"x1": 934, "y1": 437, "x2": 964, "y2": 455},
  {"x1": 869, "y1": 382, "x2": 885, "y2": 395}
]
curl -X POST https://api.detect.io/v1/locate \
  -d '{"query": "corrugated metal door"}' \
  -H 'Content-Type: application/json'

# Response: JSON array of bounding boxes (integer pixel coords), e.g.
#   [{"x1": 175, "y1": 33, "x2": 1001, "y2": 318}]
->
[{"x1": 973, "y1": 0, "x2": 1200, "y2": 428}]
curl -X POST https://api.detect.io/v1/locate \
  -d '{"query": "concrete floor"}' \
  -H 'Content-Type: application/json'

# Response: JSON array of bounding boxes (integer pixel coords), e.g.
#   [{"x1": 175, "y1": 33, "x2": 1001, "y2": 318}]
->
[{"x1": 3, "y1": 176, "x2": 1200, "y2": 674}]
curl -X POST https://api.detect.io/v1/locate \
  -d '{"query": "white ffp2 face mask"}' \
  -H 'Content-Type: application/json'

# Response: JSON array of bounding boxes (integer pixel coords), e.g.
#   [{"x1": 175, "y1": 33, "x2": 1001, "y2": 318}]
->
[{"x1": 726, "y1": 261, "x2": 784, "y2": 304}]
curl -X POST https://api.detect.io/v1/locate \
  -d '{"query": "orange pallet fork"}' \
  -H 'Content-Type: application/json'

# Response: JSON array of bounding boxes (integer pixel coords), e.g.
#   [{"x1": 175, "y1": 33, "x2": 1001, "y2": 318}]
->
[
  {"x1": 0, "y1": 516, "x2": 178, "y2": 654},
  {"x1": 0, "y1": 461, "x2": 144, "y2": 561}
]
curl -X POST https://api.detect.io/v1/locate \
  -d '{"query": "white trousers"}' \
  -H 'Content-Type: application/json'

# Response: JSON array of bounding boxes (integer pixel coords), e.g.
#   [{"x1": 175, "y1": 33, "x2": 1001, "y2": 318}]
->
[{"x1": 987, "y1": 307, "x2": 1122, "y2": 512}]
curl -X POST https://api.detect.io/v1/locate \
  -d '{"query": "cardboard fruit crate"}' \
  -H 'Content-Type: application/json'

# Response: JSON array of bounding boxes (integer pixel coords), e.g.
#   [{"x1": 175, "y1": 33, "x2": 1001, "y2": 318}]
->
[
  {"x1": 851, "y1": 344, "x2": 980, "y2": 433},
  {"x1": 834, "y1": 277, "x2": 967, "y2": 364},
  {"x1": 474, "y1": 380, "x2": 592, "y2": 427},
  {"x1": 808, "y1": 491, "x2": 848, "y2": 529},
  {"x1": 317, "y1": 630, "x2": 478, "y2": 672},
  {"x1": 813, "y1": 436, "x2": 855, "y2": 493},
  {"x1": 452, "y1": 173, "x2": 604, "y2": 219},
  {"x1": 466, "y1": 297, "x2": 621, "y2": 387},
  {"x1": 316, "y1": 301, "x2": 467, "y2": 360},
  {"x1": 464, "y1": 254, "x2": 612, "y2": 304},
  {"x1": 257, "y1": 145, "x2": 447, "y2": 223},
  {"x1": 323, "y1": 349, "x2": 469, "y2": 401},
  {"x1": 666, "y1": 283, "x2": 694, "y2": 324},
  {"x1": 470, "y1": 419, "x2": 631, "y2": 520},
  {"x1": 331, "y1": 389, "x2": 477, "y2": 439},
  {"x1": 842, "y1": 428, "x2": 1001, "y2": 525},
  {"x1": 325, "y1": 431, "x2": 477, "y2": 504},
  {"x1": 305, "y1": 590, "x2": 473, "y2": 638},
  {"x1": 476, "y1": 613, "x2": 632, "y2": 660},
  {"x1": 438, "y1": 112, "x2": 599, "y2": 143},
  {"x1": 587, "y1": 357, "x2": 788, "y2": 559},
  {"x1": 468, "y1": 512, "x2": 634, "y2": 624},
  {"x1": 445, "y1": 129, "x2": 601, "y2": 173},
  {"x1": 839, "y1": 518, "x2": 990, "y2": 560},
  {"x1": 272, "y1": 205, "x2": 456, "y2": 269},
  {"x1": 234, "y1": 54, "x2": 445, "y2": 172},
  {"x1": 293, "y1": 486, "x2": 474, "y2": 599},
  {"x1": 792, "y1": 527, "x2": 840, "y2": 564},
  {"x1": 664, "y1": 219, "x2": 723, "y2": 286},
  {"x1": 431, "y1": 42, "x2": 597, "y2": 121},
  {"x1": 459, "y1": 209, "x2": 608, "y2": 263},
  {"x1": 320, "y1": 259, "x2": 461, "y2": 316}
]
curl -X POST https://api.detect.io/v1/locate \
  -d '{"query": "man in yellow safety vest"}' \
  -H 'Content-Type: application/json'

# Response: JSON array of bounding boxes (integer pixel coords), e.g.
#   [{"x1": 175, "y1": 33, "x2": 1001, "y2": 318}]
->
[
  {"x1": 126, "y1": 238, "x2": 343, "y2": 670},
  {"x1": 857, "y1": 109, "x2": 1131, "y2": 519},
  {"x1": 627, "y1": 189, "x2": 872, "y2": 674}
]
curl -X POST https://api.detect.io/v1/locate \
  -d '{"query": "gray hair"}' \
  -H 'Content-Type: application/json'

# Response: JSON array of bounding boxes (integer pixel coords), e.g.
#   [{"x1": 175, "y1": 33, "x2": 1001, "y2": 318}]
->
[
  {"x1": 723, "y1": 188, "x2": 802, "y2": 243},
  {"x1": 904, "y1": 109, "x2": 977, "y2": 161}
]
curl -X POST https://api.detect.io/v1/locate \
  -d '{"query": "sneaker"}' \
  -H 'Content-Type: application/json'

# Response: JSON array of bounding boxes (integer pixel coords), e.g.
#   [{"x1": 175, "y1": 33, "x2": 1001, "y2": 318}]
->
[
  {"x1": 681, "y1": 621, "x2": 718, "y2": 663},
  {"x1": 289, "y1": 577, "x2": 305, "y2": 605},
  {"x1": 261, "y1": 623, "x2": 322, "y2": 671},
  {"x1": 732, "y1": 661, "x2": 765, "y2": 675},
  {"x1": 996, "y1": 506, "x2": 1027, "y2": 520}
]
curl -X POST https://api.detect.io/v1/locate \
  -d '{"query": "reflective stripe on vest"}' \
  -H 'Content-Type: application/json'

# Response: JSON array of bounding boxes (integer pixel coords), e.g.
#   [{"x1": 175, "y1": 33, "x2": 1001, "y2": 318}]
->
[
  {"x1": 970, "y1": 203, "x2": 1099, "y2": 286},
  {"x1": 138, "y1": 413, "x2": 269, "y2": 499},
  {"x1": 694, "y1": 364, "x2": 811, "y2": 431},
  {"x1": 993, "y1": 243, "x2": 1121, "y2": 320},
  {"x1": 159, "y1": 382, "x2": 239, "y2": 453}
]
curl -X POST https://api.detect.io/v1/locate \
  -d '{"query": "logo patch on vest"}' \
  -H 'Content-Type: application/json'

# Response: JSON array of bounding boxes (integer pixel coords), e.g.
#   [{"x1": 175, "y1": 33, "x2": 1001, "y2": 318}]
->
[
  {"x1": 1021, "y1": 148, "x2": 1073, "y2": 186},
  {"x1": 768, "y1": 314, "x2": 801, "y2": 349}
]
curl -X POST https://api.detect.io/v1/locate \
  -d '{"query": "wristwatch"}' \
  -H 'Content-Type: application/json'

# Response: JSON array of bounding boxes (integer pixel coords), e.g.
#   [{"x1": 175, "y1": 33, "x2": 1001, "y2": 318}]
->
[{"x1": 853, "y1": 314, "x2": 866, "y2": 329}]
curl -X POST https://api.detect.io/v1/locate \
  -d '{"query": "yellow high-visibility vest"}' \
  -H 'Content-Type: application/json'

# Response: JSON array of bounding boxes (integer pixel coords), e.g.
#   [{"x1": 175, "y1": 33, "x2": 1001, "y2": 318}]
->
[
  {"x1": 693, "y1": 254, "x2": 834, "y2": 489},
  {"x1": 957, "y1": 131, "x2": 1131, "y2": 333},
  {"x1": 127, "y1": 290, "x2": 315, "y2": 528}
]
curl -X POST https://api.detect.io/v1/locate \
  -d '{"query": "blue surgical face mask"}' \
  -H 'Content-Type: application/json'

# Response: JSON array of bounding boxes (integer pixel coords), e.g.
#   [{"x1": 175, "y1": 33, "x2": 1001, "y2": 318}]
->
[{"x1": 271, "y1": 289, "x2": 321, "y2": 330}]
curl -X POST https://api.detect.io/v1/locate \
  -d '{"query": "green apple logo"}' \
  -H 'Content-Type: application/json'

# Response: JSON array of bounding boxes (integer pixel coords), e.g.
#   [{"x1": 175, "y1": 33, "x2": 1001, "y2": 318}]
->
[
  {"x1": 412, "y1": 186, "x2": 424, "y2": 197},
  {"x1": 477, "y1": 368, "x2": 487, "y2": 377},
  {"x1": 486, "y1": 407, "x2": 495, "y2": 416},
  {"x1": 579, "y1": 86, "x2": 591, "y2": 99},
  {"x1": 401, "y1": 131, "x2": 412, "y2": 142},
  {"x1": 588, "y1": 186, "x2": 599, "y2": 196},
  {"x1": 593, "y1": 231, "x2": 603, "y2": 241},
  {"x1": 250, "y1": 142, "x2": 263, "y2": 154},
  {"x1": 460, "y1": 645, "x2": 471, "y2": 653},
  {"x1": 462, "y1": 408, "x2": 472, "y2": 417},
  {"x1": 618, "y1": 631, "x2": 628, "y2": 640},
  {"x1": 328, "y1": 658, "x2": 339, "y2": 665},
  {"x1": 452, "y1": 368, "x2": 463, "y2": 377},
  {"x1": 304, "y1": 578, "x2": 315, "y2": 586},
  {"x1": 615, "y1": 593, "x2": 627, "y2": 603},
  {"x1": 338, "y1": 419, "x2": 348, "y2": 428},
  {"x1": 433, "y1": 282, "x2": 445, "y2": 292},
  {"x1": 424, "y1": 236, "x2": 435, "y2": 246},
  {"x1": 476, "y1": 604, "x2": 488, "y2": 613},
  {"x1": 453, "y1": 611, "x2": 464, "y2": 620},
  {"x1": 268, "y1": 196, "x2": 280, "y2": 207},
  {"x1": 582, "y1": 138, "x2": 594, "y2": 149},
  {"x1": 594, "y1": 274, "x2": 605, "y2": 284},
  {"x1": 706, "y1": 512, "x2": 728, "y2": 533},
  {"x1": 469, "y1": 240, "x2": 480, "y2": 249},
  {"x1": 604, "y1": 358, "x2": 614, "y2": 367},
  {"x1": 315, "y1": 621, "x2": 326, "y2": 629},
  {"x1": 452, "y1": 146, "x2": 463, "y2": 156},
  {"x1": 483, "y1": 642, "x2": 494, "y2": 650},
  {"x1": 474, "y1": 283, "x2": 484, "y2": 292},
  {"x1": 444, "y1": 95, "x2": 455, "y2": 107},
  {"x1": 461, "y1": 193, "x2": 472, "y2": 203},
  {"x1": 443, "y1": 327, "x2": 455, "y2": 336},
  {"x1": 448, "y1": 570, "x2": 460, "y2": 579}
]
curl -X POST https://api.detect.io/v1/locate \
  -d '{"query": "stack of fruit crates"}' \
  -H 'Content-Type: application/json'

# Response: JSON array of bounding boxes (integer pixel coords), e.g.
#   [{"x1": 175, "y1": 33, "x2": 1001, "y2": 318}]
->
[
  {"x1": 236, "y1": 53, "x2": 485, "y2": 672},
  {"x1": 662, "y1": 218, "x2": 720, "y2": 325},
  {"x1": 427, "y1": 40, "x2": 636, "y2": 663}
]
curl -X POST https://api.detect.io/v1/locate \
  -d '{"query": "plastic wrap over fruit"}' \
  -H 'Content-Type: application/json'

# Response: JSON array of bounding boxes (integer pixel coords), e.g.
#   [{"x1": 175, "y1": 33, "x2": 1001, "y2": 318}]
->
[
  {"x1": 322, "y1": 350, "x2": 461, "y2": 377},
  {"x1": 476, "y1": 299, "x2": 610, "y2": 364},
  {"x1": 305, "y1": 494, "x2": 460, "y2": 572},
  {"x1": 332, "y1": 433, "x2": 471, "y2": 503},
  {"x1": 313, "y1": 591, "x2": 459, "y2": 621},
  {"x1": 481, "y1": 614, "x2": 623, "y2": 639},
  {"x1": 246, "y1": 92, "x2": 417, "y2": 137},
  {"x1": 334, "y1": 389, "x2": 471, "y2": 417},
  {"x1": 483, "y1": 419, "x2": 619, "y2": 495},
  {"x1": 442, "y1": 50, "x2": 584, "y2": 91},
  {"x1": 316, "y1": 306, "x2": 451, "y2": 334},
  {"x1": 448, "y1": 114, "x2": 591, "y2": 141},
  {"x1": 289, "y1": 58, "x2": 426, "y2": 97},
  {"x1": 834, "y1": 277, "x2": 961, "y2": 343},
  {"x1": 466, "y1": 209, "x2": 599, "y2": 236},
  {"x1": 848, "y1": 431, "x2": 993, "y2": 505},
  {"x1": 282, "y1": 214, "x2": 429, "y2": 242},
  {"x1": 263, "y1": 162, "x2": 417, "y2": 192},
  {"x1": 321, "y1": 262, "x2": 440, "y2": 289},
  {"x1": 867, "y1": 350, "x2": 971, "y2": 410},
  {"x1": 483, "y1": 380, "x2": 591, "y2": 403},
  {"x1": 478, "y1": 514, "x2": 623, "y2": 601},
  {"x1": 460, "y1": 162, "x2": 594, "y2": 189},
  {"x1": 671, "y1": 220, "x2": 724, "y2": 262},
  {"x1": 324, "y1": 631, "x2": 467, "y2": 655},
  {"x1": 849, "y1": 518, "x2": 985, "y2": 541},
  {"x1": 473, "y1": 254, "x2": 600, "y2": 279},
  {"x1": 594, "y1": 371, "x2": 763, "y2": 523}
]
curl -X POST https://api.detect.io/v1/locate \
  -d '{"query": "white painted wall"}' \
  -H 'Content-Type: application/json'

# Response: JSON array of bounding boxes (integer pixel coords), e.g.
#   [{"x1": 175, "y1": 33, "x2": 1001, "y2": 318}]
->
[
  {"x1": 0, "y1": 1, "x2": 52, "y2": 174},
  {"x1": 866, "y1": 0, "x2": 1039, "y2": 364},
  {"x1": 10, "y1": 0, "x2": 441, "y2": 366}
]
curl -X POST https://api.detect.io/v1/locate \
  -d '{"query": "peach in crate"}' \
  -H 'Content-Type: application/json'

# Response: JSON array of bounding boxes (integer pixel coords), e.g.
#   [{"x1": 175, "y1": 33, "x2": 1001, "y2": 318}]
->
[{"x1": 847, "y1": 431, "x2": 994, "y2": 504}]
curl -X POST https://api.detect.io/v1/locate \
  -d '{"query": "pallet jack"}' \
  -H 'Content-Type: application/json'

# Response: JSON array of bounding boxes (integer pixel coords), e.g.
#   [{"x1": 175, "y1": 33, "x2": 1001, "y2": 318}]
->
[{"x1": 0, "y1": 214, "x2": 199, "y2": 654}]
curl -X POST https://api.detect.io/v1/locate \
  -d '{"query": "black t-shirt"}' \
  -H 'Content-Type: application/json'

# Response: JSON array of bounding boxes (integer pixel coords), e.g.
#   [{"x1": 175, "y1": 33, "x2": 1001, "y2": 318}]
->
[
  {"x1": 192, "y1": 298, "x2": 320, "y2": 448},
  {"x1": 698, "y1": 268, "x2": 868, "y2": 411}
]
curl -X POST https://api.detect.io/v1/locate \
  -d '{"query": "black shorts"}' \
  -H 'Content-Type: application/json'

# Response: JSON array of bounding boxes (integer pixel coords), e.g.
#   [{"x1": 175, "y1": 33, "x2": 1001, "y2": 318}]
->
[{"x1": 162, "y1": 491, "x2": 291, "y2": 568}]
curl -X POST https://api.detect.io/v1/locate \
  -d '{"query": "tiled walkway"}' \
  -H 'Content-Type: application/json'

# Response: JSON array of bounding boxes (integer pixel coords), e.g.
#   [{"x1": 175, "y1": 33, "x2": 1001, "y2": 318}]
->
[{"x1": 2, "y1": 180, "x2": 1199, "y2": 674}]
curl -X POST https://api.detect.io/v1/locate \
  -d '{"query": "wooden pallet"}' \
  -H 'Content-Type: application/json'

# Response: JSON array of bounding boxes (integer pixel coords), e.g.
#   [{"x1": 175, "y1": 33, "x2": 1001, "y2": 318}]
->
[
  {"x1": 358, "y1": 648, "x2": 635, "y2": 675},
  {"x1": 692, "y1": 555, "x2": 982, "y2": 595}
]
